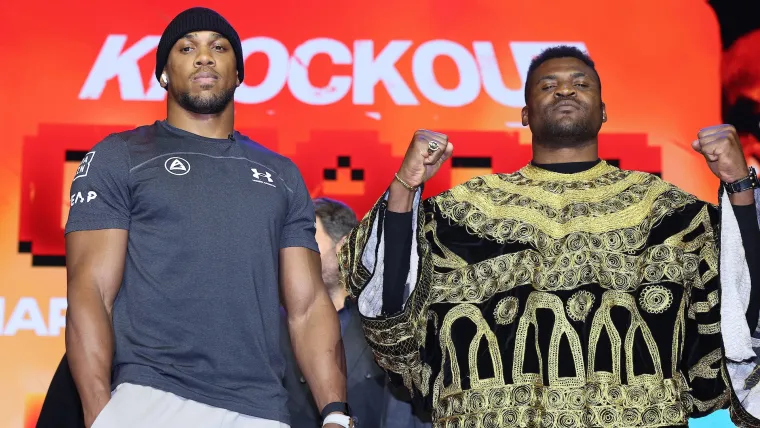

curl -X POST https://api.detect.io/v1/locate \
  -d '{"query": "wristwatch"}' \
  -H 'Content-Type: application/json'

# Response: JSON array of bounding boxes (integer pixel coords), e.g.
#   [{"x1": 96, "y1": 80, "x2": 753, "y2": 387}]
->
[
  {"x1": 723, "y1": 167, "x2": 759, "y2": 194},
  {"x1": 321, "y1": 402, "x2": 356, "y2": 427}
]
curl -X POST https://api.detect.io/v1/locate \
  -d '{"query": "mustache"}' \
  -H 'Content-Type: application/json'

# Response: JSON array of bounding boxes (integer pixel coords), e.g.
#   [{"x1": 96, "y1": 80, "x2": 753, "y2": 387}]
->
[
  {"x1": 552, "y1": 99, "x2": 584, "y2": 109},
  {"x1": 191, "y1": 68, "x2": 220, "y2": 79}
]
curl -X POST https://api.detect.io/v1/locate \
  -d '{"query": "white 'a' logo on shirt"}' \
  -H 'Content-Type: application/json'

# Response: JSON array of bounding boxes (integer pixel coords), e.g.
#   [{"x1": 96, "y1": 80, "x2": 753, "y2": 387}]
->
[{"x1": 164, "y1": 157, "x2": 190, "y2": 176}]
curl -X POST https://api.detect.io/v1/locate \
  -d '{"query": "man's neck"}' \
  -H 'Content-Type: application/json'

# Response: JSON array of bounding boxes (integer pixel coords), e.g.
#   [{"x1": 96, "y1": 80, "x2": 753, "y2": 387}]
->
[
  {"x1": 328, "y1": 287, "x2": 349, "y2": 311},
  {"x1": 166, "y1": 101, "x2": 235, "y2": 140},
  {"x1": 531, "y1": 139, "x2": 599, "y2": 164}
]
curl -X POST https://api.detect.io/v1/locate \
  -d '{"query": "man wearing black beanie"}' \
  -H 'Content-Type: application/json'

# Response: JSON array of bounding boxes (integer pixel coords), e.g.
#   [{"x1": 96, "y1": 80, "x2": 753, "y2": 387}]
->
[{"x1": 50, "y1": 6, "x2": 351, "y2": 428}]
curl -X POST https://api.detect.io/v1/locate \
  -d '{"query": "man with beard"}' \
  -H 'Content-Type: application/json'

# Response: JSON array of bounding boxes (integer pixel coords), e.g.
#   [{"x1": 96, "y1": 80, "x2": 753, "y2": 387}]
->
[
  {"x1": 340, "y1": 46, "x2": 760, "y2": 426},
  {"x1": 59, "y1": 7, "x2": 350, "y2": 428}
]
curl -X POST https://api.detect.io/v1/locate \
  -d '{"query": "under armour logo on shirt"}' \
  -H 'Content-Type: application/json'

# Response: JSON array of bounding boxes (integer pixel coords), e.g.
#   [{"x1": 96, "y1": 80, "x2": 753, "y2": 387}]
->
[{"x1": 252, "y1": 168, "x2": 276, "y2": 187}]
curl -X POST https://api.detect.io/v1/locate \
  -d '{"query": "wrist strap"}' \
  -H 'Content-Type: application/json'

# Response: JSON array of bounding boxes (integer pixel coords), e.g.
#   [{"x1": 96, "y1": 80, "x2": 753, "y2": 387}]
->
[
  {"x1": 321, "y1": 402, "x2": 350, "y2": 420},
  {"x1": 394, "y1": 173, "x2": 418, "y2": 192},
  {"x1": 322, "y1": 413, "x2": 353, "y2": 427},
  {"x1": 723, "y1": 167, "x2": 758, "y2": 195}
]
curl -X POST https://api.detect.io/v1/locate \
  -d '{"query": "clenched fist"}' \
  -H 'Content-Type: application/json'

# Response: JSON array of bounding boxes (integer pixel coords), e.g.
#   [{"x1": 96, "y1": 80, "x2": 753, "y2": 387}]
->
[
  {"x1": 388, "y1": 130, "x2": 453, "y2": 212},
  {"x1": 692, "y1": 124, "x2": 749, "y2": 183},
  {"x1": 397, "y1": 130, "x2": 454, "y2": 188}
]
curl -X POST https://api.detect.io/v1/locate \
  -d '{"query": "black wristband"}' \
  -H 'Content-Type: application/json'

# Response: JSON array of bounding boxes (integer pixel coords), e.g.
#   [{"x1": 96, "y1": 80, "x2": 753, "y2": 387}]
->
[
  {"x1": 723, "y1": 167, "x2": 759, "y2": 195},
  {"x1": 321, "y1": 402, "x2": 351, "y2": 420}
]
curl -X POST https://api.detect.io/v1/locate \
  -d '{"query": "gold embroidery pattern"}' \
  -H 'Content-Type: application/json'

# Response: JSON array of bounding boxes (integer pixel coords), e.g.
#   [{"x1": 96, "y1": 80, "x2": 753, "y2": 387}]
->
[
  {"x1": 463, "y1": 172, "x2": 662, "y2": 222},
  {"x1": 639, "y1": 285, "x2": 674, "y2": 314},
  {"x1": 688, "y1": 348, "x2": 722, "y2": 382},
  {"x1": 566, "y1": 290, "x2": 595, "y2": 322},
  {"x1": 344, "y1": 195, "x2": 438, "y2": 399},
  {"x1": 429, "y1": 243, "x2": 700, "y2": 304},
  {"x1": 434, "y1": 381, "x2": 688, "y2": 428},
  {"x1": 342, "y1": 164, "x2": 745, "y2": 427},
  {"x1": 671, "y1": 295, "x2": 687, "y2": 376},
  {"x1": 693, "y1": 389, "x2": 729, "y2": 413},
  {"x1": 436, "y1": 185, "x2": 694, "y2": 245},
  {"x1": 587, "y1": 291, "x2": 662, "y2": 385},
  {"x1": 727, "y1": 364, "x2": 757, "y2": 426},
  {"x1": 435, "y1": 304, "x2": 505, "y2": 402},
  {"x1": 434, "y1": 163, "x2": 697, "y2": 243},
  {"x1": 745, "y1": 366, "x2": 760, "y2": 390},
  {"x1": 339, "y1": 196, "x2": 378, "y2": 298},
  {"x1": 663, "y1": 205, "x2": 719, "y2": 290},
  {"x1": 688, "y1": 290, "x2": 719, "y2": 319},
  {"x1": 513, "y1": 292, "x2": 585, "y2": 387},
  {"x1": 426, "y1": 216, "x2": 468, "y2": 270},
  {"x1": 698, "y1": 322, "x2": 721, "y2": 335},
  {"x1": 493, "y1": 297, "x2": 519, "y2": 325}
]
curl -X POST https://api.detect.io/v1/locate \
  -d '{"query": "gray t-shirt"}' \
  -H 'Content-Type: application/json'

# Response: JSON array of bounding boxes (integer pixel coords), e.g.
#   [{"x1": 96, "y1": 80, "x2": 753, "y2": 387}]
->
[{"x1": 65, "y1": 120, "x2": 318, "y2": 424}]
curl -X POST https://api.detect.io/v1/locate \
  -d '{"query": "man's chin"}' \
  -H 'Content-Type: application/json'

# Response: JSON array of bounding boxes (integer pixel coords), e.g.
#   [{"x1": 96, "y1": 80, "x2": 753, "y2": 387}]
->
[
  {"x1": 549, "y1": 123, "x2": 586, "y2": 137},
  {"x1": 196, "y1": 83, "x2": 217, "y2": 91},
  {"x1": 189, "y1": 87, "x2": 218, "y2": 96}
]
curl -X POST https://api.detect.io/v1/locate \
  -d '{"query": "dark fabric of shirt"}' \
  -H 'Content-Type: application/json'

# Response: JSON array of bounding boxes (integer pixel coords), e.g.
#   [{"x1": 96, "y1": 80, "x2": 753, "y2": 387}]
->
[{"x1": 382, "y1": 160, "x2": 760, "y2": 330}]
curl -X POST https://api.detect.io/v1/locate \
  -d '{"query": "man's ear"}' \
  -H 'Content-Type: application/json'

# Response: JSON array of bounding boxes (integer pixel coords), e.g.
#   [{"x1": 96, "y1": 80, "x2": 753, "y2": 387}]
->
[{"x1": 335, "y1": 236, "x2": 348, "y2": 254}]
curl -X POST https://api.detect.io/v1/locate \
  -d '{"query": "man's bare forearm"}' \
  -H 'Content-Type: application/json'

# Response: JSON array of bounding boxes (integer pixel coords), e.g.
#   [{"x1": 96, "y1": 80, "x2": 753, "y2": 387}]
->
[
  {"x1": 287, "y1": 291, "x2": 347, "y2": 411},
  {"x1": 66, "y1": 283, "x2": 115, "y2": 425}
]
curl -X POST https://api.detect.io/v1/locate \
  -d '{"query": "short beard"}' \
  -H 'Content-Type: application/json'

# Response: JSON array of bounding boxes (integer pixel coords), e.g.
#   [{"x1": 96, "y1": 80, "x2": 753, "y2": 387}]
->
[
  {"x1": 535, "y1": 118, "x2": 599, "y2": 148},
  {"x1": 177, "y1": 86, "x2": 236, "y2": 115},
  {"x1": 532, "y1": 101, "x2": 602, "y2": 148}
]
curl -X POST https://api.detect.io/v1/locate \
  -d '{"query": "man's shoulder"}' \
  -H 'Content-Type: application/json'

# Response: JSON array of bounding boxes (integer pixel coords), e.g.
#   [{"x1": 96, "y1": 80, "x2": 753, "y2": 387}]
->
[
  {"x1": 86, "y1": 123, "x2": 163, "y2": 160},
  {"x1": 626, "y1": 169, "x2": 715, "y2": 208},
  {"x1": 235, "y1": 133, "x2": 301, "y2": 173},
  {"x1": 109, "y1": 122, "x2": 162, "y2": 146},
  {"x1": 82, "y1": 122, "x2": 170, "y2": 170}
]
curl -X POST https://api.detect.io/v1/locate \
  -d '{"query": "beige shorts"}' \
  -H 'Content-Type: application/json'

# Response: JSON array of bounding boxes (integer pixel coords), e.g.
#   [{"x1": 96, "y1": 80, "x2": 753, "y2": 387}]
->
[{"x1": 91, "y1": 383, "x2": 290, "y2": 428}]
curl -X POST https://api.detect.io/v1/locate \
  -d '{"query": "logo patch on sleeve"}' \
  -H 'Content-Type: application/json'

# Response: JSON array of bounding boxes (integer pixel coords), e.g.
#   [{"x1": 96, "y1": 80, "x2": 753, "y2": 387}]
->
[{"x1": 73, "y1": 151, "x2": 96, "y2": 181}]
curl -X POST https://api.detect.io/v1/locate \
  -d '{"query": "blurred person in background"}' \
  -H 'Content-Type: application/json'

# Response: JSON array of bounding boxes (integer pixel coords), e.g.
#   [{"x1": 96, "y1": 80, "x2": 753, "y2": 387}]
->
[{"x1": 281, "y1": 197, "x2": 431, "y2": 428}]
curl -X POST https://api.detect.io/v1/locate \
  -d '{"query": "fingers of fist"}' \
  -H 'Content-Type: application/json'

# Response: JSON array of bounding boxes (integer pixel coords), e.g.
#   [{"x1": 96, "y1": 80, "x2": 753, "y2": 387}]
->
[
  {"x1": 413, "y1": 129, "x2": 452, "y2": 165},
  {"x1": 692, "y1": 124, "x2": 739, "y2": 162}
]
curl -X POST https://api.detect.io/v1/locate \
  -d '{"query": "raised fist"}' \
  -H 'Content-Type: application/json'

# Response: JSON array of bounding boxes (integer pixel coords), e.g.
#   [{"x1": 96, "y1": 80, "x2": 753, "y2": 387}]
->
[
  {"x1": 396, "y1": 130, "x2": 454, "y2": 188},
  {"x1": 692, "y1": 124, "x2": 749, "y2": 183}
]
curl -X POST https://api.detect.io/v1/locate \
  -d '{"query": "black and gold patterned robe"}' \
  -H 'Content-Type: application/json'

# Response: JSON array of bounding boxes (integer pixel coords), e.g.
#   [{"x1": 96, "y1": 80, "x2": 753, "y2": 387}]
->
[{"x1": 340, "y1": 161, "x2": 760, "y2": 427}]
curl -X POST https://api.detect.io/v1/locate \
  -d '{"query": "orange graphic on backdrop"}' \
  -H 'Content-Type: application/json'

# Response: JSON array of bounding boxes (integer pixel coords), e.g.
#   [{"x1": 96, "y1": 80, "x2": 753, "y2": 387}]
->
[{"x1": 24, "y1": 395, "x2": 44, "y2": 428}]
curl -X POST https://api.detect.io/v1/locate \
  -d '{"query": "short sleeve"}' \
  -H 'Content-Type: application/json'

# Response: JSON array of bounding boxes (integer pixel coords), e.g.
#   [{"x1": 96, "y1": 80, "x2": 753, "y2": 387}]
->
[
  {"x1": 279, "y1": 161, "x2": 318, "y2": 252},
  {"x1": 64, "y1": 135, "x2": 131, "y2": 234}
]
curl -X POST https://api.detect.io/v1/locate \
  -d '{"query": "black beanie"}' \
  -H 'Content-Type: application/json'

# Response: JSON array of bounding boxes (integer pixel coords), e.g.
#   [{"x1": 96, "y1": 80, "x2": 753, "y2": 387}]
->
[{"x1": 155, "y1": 7, "x2": 244, "y2": 85}]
